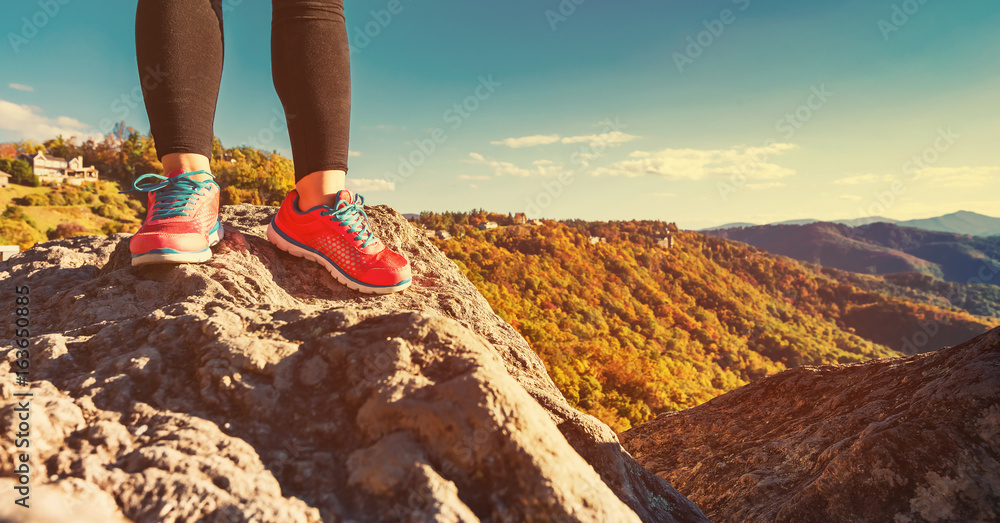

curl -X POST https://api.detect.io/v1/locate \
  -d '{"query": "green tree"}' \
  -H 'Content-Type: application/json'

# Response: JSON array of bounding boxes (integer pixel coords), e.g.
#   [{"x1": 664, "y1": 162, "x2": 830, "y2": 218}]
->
[
  {"x1": 22, "y1": 194, "x2": 49, "y2": 206},
  {"x1": 43, "y1": 135, "x2": 82, "y2": 160},
  {"x1": 0, "y1": 158, "x2": 38, "y2": 186},
  {"x1": 16, "y1": 140, "x2": 45, "y2": 155},
  {"x1": 0, "y1": 219, "x2": 44, "y2": 250}
]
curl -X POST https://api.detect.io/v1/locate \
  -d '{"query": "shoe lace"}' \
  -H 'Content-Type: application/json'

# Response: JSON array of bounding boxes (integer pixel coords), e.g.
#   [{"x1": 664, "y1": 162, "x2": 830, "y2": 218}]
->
[
  {"x1": 320, "y1": 193, "x2": 376, "y2": 248},
  {"x1": 120, "y1": 170, "x2": 218, "y2": 220}
]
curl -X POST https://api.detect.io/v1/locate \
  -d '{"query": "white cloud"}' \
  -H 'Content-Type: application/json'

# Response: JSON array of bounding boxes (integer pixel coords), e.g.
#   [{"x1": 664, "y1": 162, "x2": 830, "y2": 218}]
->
[
  {"x1": 9, "y1": 83, "x2": 34, "y2": 92},
  {"x1": 348, "y1": 150, "x2": 362, "y2": 157},
  {"x1": 458, "y1": 174, "x2": 492, "y2": 181},
  {"x1": 466, "y1": 152, "x2": 530, "y2": 177},
  {"x1": 55, "y1": 116, "x2": 89, "y2": 128},
  {"x1": 840, "y1": 194, "x2": 863, "y2": 201},
  {"x1": 490, "y1": 131, "x2": 638, "y2": 149},
  {"x1": 913, "y1": 166, "x2": 997, "y2": 188},
  {"x1": 560, "y1": 131, "x2": 638, "y2": 147},
  {"x1": 592, "y1": 143, "x2": 798, "y2": 180},
  {"x1": 346, "y1": 178, "x2": 395, "y2": 192},
  {"x1": 833, "y1": 173, "x2": 894, "y2": 185},
  {"x1": 0, "y1": 99, "x2": 102, "y2": 142},
  {"x1": 466, "y1": 152, "x2": 571, "y2": 178},
  {"x1": 651, "y1": 192, "x2": 676, "y2": 197},
  {"x1": 490, "y1": 134, "x2": 561, "y2": 148},
  {"x1": 573, "y1": 151, "x2": 603, "y2": 168}
]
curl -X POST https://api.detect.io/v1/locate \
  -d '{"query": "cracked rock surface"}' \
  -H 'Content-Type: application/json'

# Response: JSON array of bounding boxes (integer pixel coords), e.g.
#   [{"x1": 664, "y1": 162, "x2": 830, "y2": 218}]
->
[
  {"x1": 0, "y1": 204, "x2": 705, "y2": 522},
  {"x1": 622, "y1": 326, "x2": 1000, "y2": 523}
]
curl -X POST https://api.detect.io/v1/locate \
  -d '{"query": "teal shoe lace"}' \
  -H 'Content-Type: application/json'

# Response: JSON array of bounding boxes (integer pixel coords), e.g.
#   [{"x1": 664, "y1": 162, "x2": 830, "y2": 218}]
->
[
  {"x1": 120, "y1": 170, "x2": 218, "y2": 220},
  {"x1": 321, "y1": 193, "x2": 376, "y2": 248}
]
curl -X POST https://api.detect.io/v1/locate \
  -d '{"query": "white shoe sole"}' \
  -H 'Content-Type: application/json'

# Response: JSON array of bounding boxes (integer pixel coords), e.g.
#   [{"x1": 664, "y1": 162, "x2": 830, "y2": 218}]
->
[
  {"x1": 131, "y1": 222, "x2": 225, "y2": 266},
  {"x1": 266, "y1": 221, "x2": 411, "y2": 295}
]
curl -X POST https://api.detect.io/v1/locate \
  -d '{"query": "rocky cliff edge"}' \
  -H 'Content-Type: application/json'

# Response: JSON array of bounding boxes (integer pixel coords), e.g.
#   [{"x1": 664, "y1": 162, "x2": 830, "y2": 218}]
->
[
  {"x1": 622, "y1": 324, "x2": 1000, "y2": 522},
  {"x1": 0, "y1": 204, "x2": 706, "y2": 523}
]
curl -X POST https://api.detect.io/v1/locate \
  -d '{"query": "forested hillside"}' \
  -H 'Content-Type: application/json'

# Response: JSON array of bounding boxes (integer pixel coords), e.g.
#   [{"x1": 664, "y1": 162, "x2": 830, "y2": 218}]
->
[{"x1": 418, "y1": 213, "x2": 994, "y2": 431}]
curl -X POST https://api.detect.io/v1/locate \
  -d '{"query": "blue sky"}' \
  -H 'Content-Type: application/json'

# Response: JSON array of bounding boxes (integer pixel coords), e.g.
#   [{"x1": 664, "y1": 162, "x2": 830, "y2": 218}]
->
[{"x1": 2, "y1": 0, "x2": 998, "y2": 228}]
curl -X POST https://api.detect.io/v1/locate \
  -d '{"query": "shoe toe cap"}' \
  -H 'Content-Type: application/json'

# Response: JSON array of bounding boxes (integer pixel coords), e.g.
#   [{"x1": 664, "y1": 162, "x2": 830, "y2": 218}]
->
[
  {"x1": 130, "y1": 230, "x2": 209, "y2": 254},
  {"x1": 363, "y1": 250, "x2": 411, "y2": 286}
]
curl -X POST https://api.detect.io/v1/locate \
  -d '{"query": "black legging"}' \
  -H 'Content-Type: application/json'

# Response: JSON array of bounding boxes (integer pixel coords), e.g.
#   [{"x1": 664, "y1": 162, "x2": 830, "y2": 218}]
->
[{"x1": 136, "y1": 0, "x2": 351, "y2": 182}]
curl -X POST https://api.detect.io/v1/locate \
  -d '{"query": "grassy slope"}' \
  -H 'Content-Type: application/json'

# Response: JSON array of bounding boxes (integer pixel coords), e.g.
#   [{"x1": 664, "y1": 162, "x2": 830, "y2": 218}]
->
[
  {"x1": 0, "y1": 181, "x2": 142, "y2": 249},
  {"x1": 20, "y1": 205, "x2": 115, "y2": 232},
  {"x1": 0, "y1": 184, "x2": 49, "y2": 205}
]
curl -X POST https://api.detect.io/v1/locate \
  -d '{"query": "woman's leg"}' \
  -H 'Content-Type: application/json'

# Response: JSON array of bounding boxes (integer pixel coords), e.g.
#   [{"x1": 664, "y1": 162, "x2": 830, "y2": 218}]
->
[
  {"x1": 271, "y1": 0, "x2": 351, "y2": 209},
  {"x1": 136, "y1": 0, "x2": 224, "y2": 181},
  {"x1": 267, "y1": 0, "x2": 411, "y2": 294},
  {"x1": 130, "y1": 0, "x2": 224, "y2": 267}
]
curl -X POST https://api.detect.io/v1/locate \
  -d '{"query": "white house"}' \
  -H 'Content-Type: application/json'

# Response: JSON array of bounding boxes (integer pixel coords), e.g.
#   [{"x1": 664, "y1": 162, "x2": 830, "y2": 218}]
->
[
  {"x1": 20, "y1": 152, "x2": 99, "y2": 185},
  {"x1": 0, "y1": 171, "x2": 10, "y2": 188},
  {"x1": 657, "y1": 233, "x2": 674, "y2": 249}
]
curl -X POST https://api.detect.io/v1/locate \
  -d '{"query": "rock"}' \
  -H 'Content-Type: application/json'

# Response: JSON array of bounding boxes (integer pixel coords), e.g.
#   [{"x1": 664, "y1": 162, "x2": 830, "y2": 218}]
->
[
  {"x1": 0, "y1": 477, "x2": 130, "y2": 522},
  {"x1": 621, "y1": 326, "x2": 1000, "y2": 523},
  {"x1": 0, "y1": 204, "x2": 706, "y2": 522}
]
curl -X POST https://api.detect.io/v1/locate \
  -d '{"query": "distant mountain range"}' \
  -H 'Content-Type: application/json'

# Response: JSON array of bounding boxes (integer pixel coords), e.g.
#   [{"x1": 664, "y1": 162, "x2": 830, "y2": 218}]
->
[
  {"x1": 702, "y1": 211, "x2": 1000, "y2": 237},
  {"x1": 705, "y1": 221, "x2": 1000, "y2": 287}
]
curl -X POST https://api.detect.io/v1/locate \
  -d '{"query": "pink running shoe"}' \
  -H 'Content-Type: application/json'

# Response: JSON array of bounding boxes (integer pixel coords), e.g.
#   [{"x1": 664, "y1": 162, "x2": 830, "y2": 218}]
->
[
  {"x1": 123, "y1": 169, "x2": 223, "y2": 266},
  {"x1": 266, "y1": 189, "x2": 411, "y2": 294}
]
